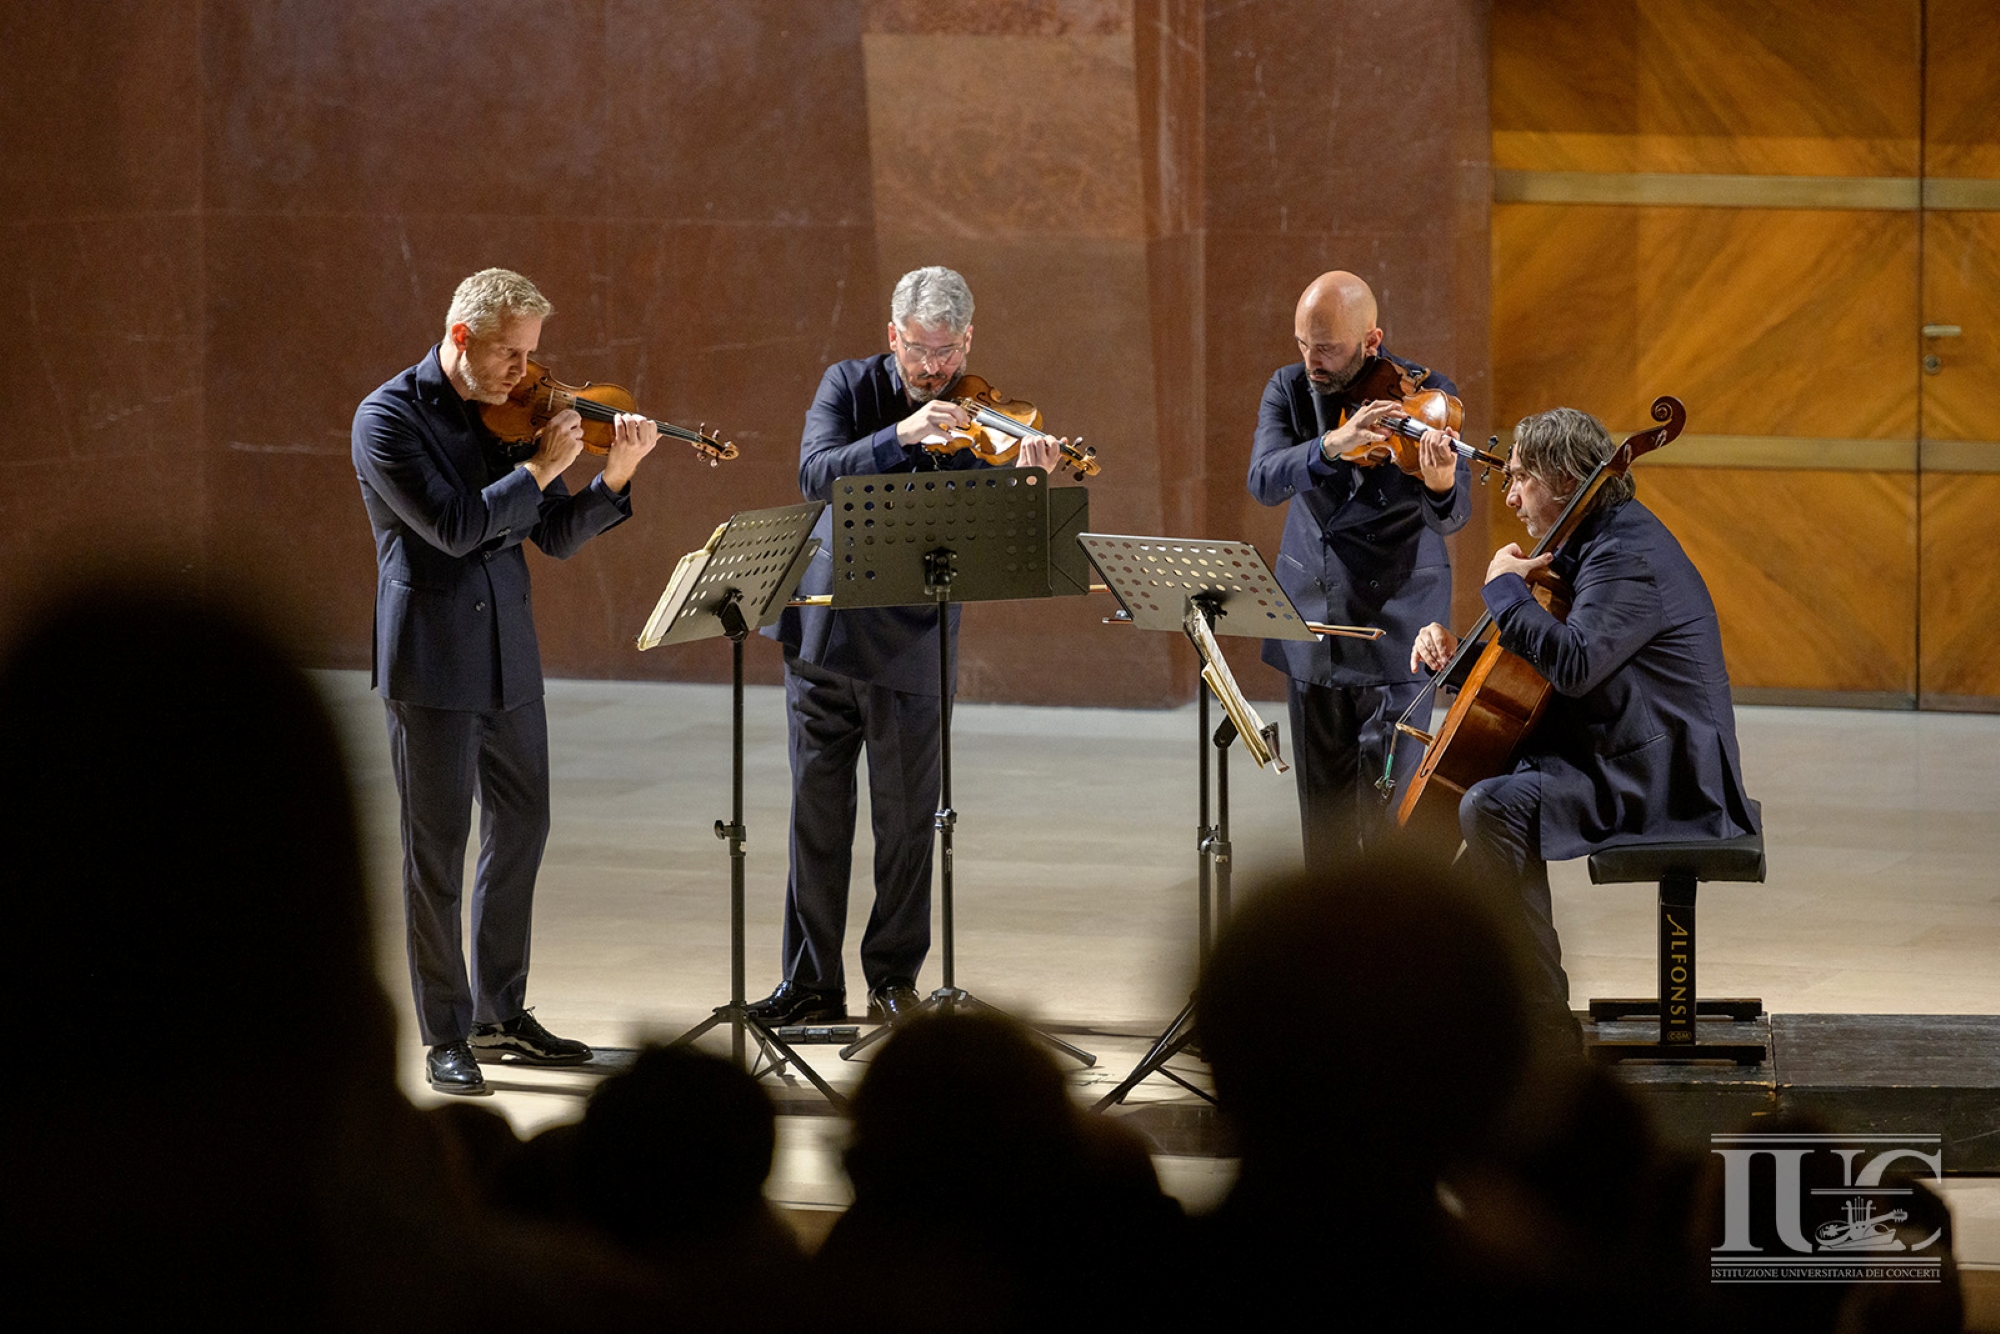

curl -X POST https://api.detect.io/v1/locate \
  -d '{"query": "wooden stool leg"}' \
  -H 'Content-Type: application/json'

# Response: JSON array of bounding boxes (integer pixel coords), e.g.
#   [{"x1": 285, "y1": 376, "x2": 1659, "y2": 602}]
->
[{"x1": 1660, "y1": 871, "x2": 1696, "y2": 1047}]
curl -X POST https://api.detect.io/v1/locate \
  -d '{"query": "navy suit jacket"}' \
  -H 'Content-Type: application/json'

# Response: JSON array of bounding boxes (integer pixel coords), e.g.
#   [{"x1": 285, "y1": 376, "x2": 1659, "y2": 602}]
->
[
  {"x1": 770, "y1": 354, "x2": 988, "y2": 696},
  {"x1": 353, "y1": 347, "x2": 631, "y2": 712},
  {"x1": 1248, "y1": 354, "x2": 1470, "y2": 687},
  {"x1": 1484, "y1": 497, "x2": 1760, "y2": 861}
]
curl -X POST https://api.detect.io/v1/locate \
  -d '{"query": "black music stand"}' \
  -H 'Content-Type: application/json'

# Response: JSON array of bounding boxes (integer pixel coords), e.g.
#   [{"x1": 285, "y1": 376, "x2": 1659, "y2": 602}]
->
[
  {"x1": 823, "y1": 469, "x2": 1096, "y2": 1068},
  {"x1": 1076, "y1": 535, "x2": 1315, "y2": 1111},
  {"x1": 641, "y1": 501, "x2": 850, "y2": 1108}
]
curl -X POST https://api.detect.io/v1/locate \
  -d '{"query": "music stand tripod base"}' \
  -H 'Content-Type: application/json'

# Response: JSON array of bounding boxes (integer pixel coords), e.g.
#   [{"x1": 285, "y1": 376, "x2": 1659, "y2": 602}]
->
[
  {"x1": 646, "y1": 501, "x2": 849, "y2": 1111},
  {"x1": 1079, "y1": 534, "x2": 1315, "y2": 1111}
]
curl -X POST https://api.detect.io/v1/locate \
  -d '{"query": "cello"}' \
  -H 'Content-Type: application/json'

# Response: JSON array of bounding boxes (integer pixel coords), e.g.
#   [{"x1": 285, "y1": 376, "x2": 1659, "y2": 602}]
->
[{"x1": 1388, "y1": 395, "x2": 1687, "y2": 858}]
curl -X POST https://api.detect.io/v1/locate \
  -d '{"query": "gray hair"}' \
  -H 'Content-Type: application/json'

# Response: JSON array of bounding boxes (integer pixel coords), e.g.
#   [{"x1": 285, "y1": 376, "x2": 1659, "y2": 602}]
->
[
  {"x1": 444, "y1": 268, "x2": 553, "y2": 339},
  {"x1": 890, "y1": 266, "x2": 974, "y2": 334},
  {"x1": 1513, "y1": 406, "x2": 1636, "y2": 507}
]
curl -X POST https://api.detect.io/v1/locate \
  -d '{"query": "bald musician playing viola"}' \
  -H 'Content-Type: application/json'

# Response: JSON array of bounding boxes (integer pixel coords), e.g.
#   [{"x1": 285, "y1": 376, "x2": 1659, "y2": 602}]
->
[
  {"x1": 1411, "y1": 407, "x2": 1758, "y2": 1046},
  {"x1": 1249, "y1": 271, "x2": 1470, "y2": 867}
]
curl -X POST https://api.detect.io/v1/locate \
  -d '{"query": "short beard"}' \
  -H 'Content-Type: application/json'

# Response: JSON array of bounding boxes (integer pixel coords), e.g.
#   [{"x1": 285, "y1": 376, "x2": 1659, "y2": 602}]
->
[
  {"x1": 455, "y1": 358, "x2": 510, "y2": 405},
  {"x1": 902, "y1": 370, "x2": 958, "y2": 407},
  {"x1": 1308, "y1": 343, "x2": 1370, "y2": 396}
]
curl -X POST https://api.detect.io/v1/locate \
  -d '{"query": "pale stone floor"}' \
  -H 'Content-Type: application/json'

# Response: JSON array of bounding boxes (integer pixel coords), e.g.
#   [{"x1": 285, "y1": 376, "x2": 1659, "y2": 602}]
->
[{"x1": 314, "y1": 670, "x2": 2000, "y2": 1310}]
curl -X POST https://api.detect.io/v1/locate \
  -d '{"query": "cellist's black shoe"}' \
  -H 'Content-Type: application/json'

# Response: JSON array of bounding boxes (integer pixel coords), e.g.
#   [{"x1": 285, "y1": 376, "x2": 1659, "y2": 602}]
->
[
  {"x1": 745, "y1": 980, "x2": 846, "y2": 1026},
  {"x1": 426, "y1": 1041, "x2": 490, "y2": 1096}
]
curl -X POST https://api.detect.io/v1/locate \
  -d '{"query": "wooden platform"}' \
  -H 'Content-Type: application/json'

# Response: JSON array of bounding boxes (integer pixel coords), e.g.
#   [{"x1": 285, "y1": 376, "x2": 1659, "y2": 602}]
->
[{"x1": 1083, "y1": 1014, "x2": 2000, "y2": 1171}]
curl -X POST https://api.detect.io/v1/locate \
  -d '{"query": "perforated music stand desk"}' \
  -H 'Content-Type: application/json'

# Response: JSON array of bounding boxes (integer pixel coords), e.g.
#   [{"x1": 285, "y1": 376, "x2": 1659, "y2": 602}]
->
[
  {"x1": 645, "y1": 501, "x2": 847, "y2": 1108},
  {"x1": 1078, "y1": 534, "x2": 1315, "y2": 1111},
  {"x1": 823, "y1": 468, "x2": 1095, "y2": 1067}
]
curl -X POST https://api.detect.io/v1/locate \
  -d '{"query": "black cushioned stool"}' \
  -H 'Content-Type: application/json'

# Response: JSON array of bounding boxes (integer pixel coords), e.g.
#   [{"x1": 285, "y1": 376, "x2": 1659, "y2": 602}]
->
[{"x1": 1584, "y1": 816, "x2": 1766, "y2": 1064}]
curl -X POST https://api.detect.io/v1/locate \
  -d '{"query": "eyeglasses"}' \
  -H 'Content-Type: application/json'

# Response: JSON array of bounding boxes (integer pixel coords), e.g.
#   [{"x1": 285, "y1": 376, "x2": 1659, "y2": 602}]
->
[{"x1": 897, "y1": 336, "x2": 966, "y2": 368}]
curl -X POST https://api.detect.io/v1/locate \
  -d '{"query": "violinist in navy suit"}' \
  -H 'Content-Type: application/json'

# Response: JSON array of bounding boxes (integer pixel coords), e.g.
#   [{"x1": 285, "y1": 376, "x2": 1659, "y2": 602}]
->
[
  {"x1": 1248, "y1": 271, "x2": 1471, "y2": 867},
  {"x1": 353, "y1": 268, "x2": 658, "y2": 1095},
  {"x1": 751, "y1": 266, "x2": 1065, "y2": 1029},
  {"x1": 1412, "y1": 407, "x2": 1759, "y2": 1040}
]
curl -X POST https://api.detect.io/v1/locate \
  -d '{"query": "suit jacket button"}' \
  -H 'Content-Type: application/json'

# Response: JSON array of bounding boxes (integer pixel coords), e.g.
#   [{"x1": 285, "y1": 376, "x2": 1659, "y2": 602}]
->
[
  {"x1": 1368, "y1": 580, "x2": 1380, "y2": 589},
  {"x1": 475, "y1": 600, "x2": 487, "y2": 611}
]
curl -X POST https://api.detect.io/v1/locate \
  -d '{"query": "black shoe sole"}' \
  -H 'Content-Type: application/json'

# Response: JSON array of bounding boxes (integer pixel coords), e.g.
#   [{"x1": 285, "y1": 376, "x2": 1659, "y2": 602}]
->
[
  {"x1": 747, "y1": 1004, "x2": 847, "y2": 1027},
  {"x1": 467, "y1": 1044, "x2": 593, "y2": 1067},
  {"x1": 426, "y1": 1076, "x2": 492, "y2": 1096}
]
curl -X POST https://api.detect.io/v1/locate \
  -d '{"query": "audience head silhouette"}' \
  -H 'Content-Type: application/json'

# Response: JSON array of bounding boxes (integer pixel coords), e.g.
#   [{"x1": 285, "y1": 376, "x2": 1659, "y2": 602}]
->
[
  {"x1": 573, "y1": 1043, "x2": 779, "y2": 1245},
  {"x1": 1200, "y1": 856, "x2": 1535, "y2": 1177},
  {"x1": 0, "y1": 581, "x2": 389, "y2": 1089}
]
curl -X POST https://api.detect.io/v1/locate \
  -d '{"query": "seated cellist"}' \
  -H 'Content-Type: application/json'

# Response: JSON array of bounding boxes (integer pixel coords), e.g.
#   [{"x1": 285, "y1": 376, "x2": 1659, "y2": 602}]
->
[{"x1": 1410, "y1": 407, "x2": 1759, "y2": 1049}]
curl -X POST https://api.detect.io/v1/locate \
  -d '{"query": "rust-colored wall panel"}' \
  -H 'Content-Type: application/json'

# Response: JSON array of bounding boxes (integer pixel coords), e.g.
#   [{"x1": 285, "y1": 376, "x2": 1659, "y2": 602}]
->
[
  {"x1": 0, "y1": 0, "x2": 201, "y2": 219},
  {"x1": 1, "y1": 213, "x2": 205, "y2": 631},
  {"x1": 1494, "y1": 0, "x2": 1920, "y2": 175},
  {"x1": 1205, "y1": 0, "x2": 1491, "y2": 673},
  {"x1": 1919, "y1": 473, "x2": 2000, "y2": 699},
  {"x1": 1495, "y1": 203, "x2": 1919, "y2": 439},
  {"x1": 0, "y1": 4, "x2": 204, "y2": 638},
  {"x1": 201, "y1": 1, "x2": 875, "y2": 227},
  {"x1": 1637, "y1": 466, "x2": 1917, "y2": 694},
  {"x1": 863, "y1": 34, "x2": 1145, "y2": 240},
  {"x1": 865, "y1": 0, "x2": 1129, "y2": 35},
  {"x1": 857, "y1": 10, "x2": 1198, "y2": 705},
  {"x1": 1, "y1": 0, "x2": 1493, "y2": 711}
]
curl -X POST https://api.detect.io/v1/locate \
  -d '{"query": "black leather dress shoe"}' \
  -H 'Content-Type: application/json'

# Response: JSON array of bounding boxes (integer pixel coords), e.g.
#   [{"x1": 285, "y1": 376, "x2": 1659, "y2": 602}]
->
[
  {"x1": 426, "y1": 1041, "x2": 490, "y2": 1096},
  {"x1": 745, "y1": 980, "x2": 846, "y2": 1026},
  {"x1": 469, "y1": 1009, "x2": 592, "y2": 1065},
  {"x1": 868, "y1": 983, "x2": 923, "y2": 1026}
]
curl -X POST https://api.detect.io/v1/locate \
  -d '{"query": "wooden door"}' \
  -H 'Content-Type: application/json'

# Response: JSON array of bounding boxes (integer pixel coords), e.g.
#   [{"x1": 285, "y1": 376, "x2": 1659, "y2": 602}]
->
[
  {"x1": 1916, "y1": 0, "x2": 2000, "y2": 706},
  {"x1": 1490, "y1": 1, "x2": 1967, "y2": 706}
]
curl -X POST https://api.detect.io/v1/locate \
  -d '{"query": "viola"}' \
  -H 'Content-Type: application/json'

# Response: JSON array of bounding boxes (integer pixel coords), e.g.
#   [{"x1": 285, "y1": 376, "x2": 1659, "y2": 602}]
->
[
  {"x1": 921, "y1": 374, "x2": 1101, "y2": 479},
  {"x1": 1388, "y1": 395, "x2": 1687, "y2": 858},
  {"x1": 1332, "y1": 357, "x2": 1506, "y2": 474},
  {"x1": 480, "y1": 361, "x2": 737, "y2": 466}
]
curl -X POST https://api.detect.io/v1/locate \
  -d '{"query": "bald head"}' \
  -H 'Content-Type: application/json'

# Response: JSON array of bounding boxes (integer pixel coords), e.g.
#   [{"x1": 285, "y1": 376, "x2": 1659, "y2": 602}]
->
[{"x1": 1294, "y1": 271, "x2": 1382, "y2": 395}]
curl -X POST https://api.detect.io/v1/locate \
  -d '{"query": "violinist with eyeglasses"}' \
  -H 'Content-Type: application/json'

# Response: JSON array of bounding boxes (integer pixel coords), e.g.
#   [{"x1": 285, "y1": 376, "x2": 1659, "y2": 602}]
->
[{"x1": 752, "y1": 266, "x2": 1072, "y2": 1032}]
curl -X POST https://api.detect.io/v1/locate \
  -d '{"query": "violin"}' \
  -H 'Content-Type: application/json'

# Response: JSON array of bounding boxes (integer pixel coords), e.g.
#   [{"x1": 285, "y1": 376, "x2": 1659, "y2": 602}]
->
[
  {"x1": 1332, "y1": 356, "x2": 1508, "y2": 476},
  {"x1": 1387, "y1": 396, "x2": 1687, "y2": 858},
  {"x1": 921, "y1": 374, "x2": 1101, "y2": 479},
  {"x1": 480, "y1": 361, "x2": 738, "y2": 466}
]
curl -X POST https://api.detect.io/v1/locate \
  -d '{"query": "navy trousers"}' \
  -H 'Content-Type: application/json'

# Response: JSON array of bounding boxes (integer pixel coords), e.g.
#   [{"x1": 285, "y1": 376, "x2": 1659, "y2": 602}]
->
[
  {"x1": 780, "y1": 656, "x2": 941, "y2": 996},
  {"x1": 384, "y1": 697, "x2": 550, "y2": 1045},
  {"x1": 1286, "y1": 677, "x2": 1428, "y2": 869},
  {"x1": 1459, "y1": 769, "x2": 1575, "y2": 1029}
]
